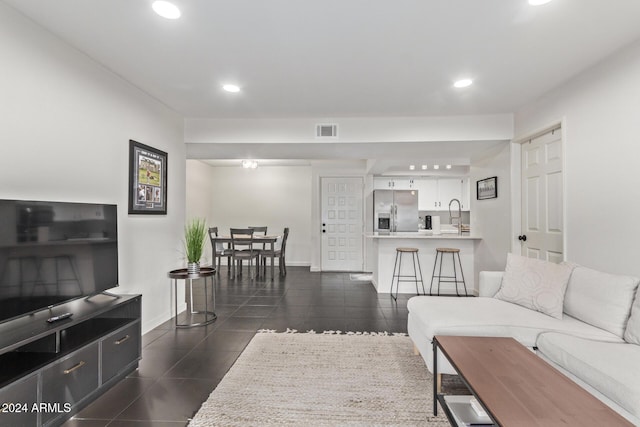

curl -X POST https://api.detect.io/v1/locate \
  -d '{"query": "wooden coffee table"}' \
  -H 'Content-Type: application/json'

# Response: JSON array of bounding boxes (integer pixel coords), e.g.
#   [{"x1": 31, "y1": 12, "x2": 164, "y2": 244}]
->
[{"x1": 433, "y1": 335, "x2": 633, "y2": 426}]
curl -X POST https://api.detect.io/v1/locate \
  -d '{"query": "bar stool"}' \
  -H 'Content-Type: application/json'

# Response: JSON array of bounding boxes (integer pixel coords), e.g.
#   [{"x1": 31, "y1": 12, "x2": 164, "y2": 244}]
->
[
  {"x1": 390, "y1": 247, "x2": 425, "y2": 301},
  {"x1": 430, "y1": 248, "x2": 468, "y2": 296}
]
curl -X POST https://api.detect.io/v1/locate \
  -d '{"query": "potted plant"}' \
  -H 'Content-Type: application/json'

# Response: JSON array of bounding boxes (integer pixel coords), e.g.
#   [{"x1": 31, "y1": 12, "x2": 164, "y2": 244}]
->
[{"x1": 184, "y1": 218, "x2": 207, "y2": 274}]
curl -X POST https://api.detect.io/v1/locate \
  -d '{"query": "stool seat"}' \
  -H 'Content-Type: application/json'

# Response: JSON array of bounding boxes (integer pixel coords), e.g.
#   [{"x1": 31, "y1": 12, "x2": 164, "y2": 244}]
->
[
  {"x1": 390, "y1": 247, "x2": 425, "y2": 300},
  {"x1": 436, "y1": 248, "x2": 460, "y2": 253}
]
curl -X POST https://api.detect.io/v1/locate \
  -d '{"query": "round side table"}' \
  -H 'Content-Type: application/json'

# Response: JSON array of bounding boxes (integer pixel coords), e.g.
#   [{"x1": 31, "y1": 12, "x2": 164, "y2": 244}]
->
[{"x1": 168, "y1": 267, "x2": 216, "y2": 328}]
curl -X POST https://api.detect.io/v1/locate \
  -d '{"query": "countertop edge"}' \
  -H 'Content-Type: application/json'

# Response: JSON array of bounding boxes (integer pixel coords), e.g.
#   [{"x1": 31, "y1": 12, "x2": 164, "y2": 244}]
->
[{"x1": 364, "y1": 233, "x2": 482, "y2": 240}]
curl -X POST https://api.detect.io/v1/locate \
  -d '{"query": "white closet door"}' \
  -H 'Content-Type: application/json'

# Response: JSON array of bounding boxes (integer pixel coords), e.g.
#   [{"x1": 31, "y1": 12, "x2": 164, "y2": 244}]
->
[{"x1": 520, "y1": 128, "x2": 564, "y2": 262}]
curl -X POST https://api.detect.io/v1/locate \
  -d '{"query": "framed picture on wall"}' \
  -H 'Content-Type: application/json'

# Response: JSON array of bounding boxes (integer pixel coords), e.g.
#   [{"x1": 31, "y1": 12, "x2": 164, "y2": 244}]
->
[
  {"x1": 128, "y1": 140, "x2": 168, "y2": 214},
  {"x1": 477, "y1": 176, "x2": 498, "y2": 200}
]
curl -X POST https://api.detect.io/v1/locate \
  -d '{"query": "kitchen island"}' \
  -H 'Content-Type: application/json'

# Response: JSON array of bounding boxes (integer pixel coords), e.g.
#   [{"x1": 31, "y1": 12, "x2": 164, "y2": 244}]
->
[{"x1": 365, "y1": 231, "x2": 482, "y2": 295}]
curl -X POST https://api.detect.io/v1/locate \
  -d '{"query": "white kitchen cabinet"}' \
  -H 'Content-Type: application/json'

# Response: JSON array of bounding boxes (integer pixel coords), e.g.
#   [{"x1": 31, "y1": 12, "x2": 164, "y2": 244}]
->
[
  {"x1": 438, "y1": 178, "x2": 463, "y2": 211},
  {"x1": 416, "y1": 179, "x2": 438, "y2": 210},
  {"x1": 373, "y1": 177, "x2": 416, "y2": 190},
  {"x1": 461, "y1": 177, "x2": 471, "y2": 211},
  {"x1": 373, "y1": 177, "x2": 393, "y2": 189},
  {"x1": 375, "y1": 177, "x2": 469, "y2": 211},
  {"x1": 393, "y1": 178, "x2": 416, "y2": 190},
  {"x1": 415, "y1": 178, "x2": 468, "y2": 211}
]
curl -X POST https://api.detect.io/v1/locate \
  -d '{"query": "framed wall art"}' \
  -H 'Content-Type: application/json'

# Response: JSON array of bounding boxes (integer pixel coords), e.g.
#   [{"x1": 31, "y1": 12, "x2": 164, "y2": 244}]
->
[
  {"x1": 477, "y1": 176, "x2": 498, "y2": 200},
  {"x1": 128, "y1": 140, "x2": 168, "y2": 214}
]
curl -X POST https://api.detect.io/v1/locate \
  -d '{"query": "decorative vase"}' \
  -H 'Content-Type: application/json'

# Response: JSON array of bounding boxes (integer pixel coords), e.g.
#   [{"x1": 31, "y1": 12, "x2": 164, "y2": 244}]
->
[{"x1": 187, "y1": 262, "x2": 200, "y2": 275}]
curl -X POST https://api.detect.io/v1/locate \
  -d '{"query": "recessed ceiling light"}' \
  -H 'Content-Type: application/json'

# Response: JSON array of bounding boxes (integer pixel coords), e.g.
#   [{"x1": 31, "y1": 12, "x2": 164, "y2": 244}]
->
[
  {"x1": 453, "y1": 79, "x2": 473, "y2": 88},
  {"x1": 152, "y1": 1, "x2": 181, "y2": 19},
  {"x1": 242, "y1": 160, "x2": 258, "y2": 169},
  {"x1": 421, "y1": 165, "x2": 428, "y2": 170},
  {"x1": 222, "y1": 84, "x2": 241, "y2": 93},
  {"x1": 528, "y1": 0, "x2": 552, "y2": 5},
  {"x1": 409, "y1": 165, "x2": 415, "y2": 171},
  {"x1": 446, "y1": 165, "x2": 452, "y2": 169},
  {"x1": 433, "y1": 165, "x2": 440, "y2": 170}
]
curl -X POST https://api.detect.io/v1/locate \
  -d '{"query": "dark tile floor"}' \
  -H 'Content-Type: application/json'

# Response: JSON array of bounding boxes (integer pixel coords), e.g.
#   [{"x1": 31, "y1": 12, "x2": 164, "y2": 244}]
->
[{"x1": 63, "y1": 266, "x2": 413, "y2": 427}]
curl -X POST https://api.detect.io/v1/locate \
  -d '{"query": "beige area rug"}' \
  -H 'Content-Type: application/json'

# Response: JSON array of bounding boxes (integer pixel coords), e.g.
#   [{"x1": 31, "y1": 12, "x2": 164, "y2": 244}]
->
[{"x1": 189, "y1": 332, "x2": 449, "y2": 426}]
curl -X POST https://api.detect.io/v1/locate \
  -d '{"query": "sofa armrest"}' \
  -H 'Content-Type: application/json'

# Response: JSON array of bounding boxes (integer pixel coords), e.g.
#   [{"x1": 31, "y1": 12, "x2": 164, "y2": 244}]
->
[{"x1": 479, "y1": 271, "x2": 504, "y2": 297}]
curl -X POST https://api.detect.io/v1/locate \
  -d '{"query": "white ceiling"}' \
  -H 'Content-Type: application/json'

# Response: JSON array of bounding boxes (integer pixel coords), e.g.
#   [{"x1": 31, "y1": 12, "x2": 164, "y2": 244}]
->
[
  {"x1": 5, "y1": 0, "x2": 640, "y2": 170},
  {"x1": 5, "y1": 0, "x2": 640, "y2": 119}
]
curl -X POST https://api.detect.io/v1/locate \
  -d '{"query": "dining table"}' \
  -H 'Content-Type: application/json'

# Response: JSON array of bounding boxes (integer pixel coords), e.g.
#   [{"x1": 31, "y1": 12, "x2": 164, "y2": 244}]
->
[{"x1": 211, "y1": 234, "x2": 280, "y2": 279}]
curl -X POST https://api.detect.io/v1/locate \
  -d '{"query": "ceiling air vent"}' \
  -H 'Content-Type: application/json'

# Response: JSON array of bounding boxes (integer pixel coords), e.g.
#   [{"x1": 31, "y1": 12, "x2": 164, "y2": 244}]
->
[{"x1": 316, "y1": 123, "x2": 338, "y2": 138}]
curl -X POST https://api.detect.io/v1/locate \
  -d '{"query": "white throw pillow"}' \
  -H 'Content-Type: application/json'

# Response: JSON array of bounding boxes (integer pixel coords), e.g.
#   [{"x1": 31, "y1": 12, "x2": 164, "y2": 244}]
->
[
  {"x1": 494, "y1": 253, "x2": 574, "y2": 319},
  {"x1": 624, "y1": 292, "x2": 640, "y2": 344},
  {"x1": 563, "y1": 265, "x2": 639, "y2": 338}
]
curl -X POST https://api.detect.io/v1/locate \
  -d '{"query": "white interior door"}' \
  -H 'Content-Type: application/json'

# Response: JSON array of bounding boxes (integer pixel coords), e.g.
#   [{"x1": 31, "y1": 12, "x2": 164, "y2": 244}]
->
[
  {"x1": 321, "y1": 177, "x2": 363, "y2": 271},
  {"x1": 520, "y1": 127, "x2": 564, "y2": 262}
]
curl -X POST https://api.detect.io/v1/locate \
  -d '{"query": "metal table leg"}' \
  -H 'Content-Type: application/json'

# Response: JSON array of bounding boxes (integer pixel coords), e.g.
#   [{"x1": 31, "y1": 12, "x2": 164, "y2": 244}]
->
[{"x1": 169, "y1": 267, "x2": 217, "y2": 328}]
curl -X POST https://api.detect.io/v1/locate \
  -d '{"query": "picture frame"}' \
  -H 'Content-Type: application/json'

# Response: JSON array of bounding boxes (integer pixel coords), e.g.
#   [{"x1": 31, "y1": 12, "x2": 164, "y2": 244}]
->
[
  {"x1": 128, "y1": 140, "x2": 168, "y2": 214},
  {"x1": 477, "y1": 176, "x2": 498, "y2": 200}
]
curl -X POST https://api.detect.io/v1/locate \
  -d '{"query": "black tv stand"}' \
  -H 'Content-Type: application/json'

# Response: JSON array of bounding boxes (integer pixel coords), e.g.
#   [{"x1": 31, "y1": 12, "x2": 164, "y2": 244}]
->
[
  {"x1": 0, "y1": 294, "x2": 141, "y2": 426},
  {"x1": 85, "y1": 290, "x2": 121, "y2": 301}
]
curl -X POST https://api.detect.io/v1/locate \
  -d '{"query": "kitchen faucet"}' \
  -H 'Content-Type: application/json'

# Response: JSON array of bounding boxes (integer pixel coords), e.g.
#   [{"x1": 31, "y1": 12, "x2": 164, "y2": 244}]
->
[{"x1": 449, "y1": 198, "x2": 462, "y2": 235}]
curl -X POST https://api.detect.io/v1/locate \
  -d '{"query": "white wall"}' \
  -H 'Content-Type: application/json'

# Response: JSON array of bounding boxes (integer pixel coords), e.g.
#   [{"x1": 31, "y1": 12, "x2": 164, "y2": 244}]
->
[
  {"x1": 185, "y1": 115, "x2": 513, "y2": 143},
  {"x1": 186, "y1": 160, "x2": 215, "y2": 264},
  {"x1": 515, "y1": 38, "x2": 640, "y2": 277},
  {"x1": 470, "y1": 144, "x2": 512, "y2": 284},
  {"x1": 0, "y1": 3, "x2": 185, "y2": 333},
  {"x1": 205, "y1": 165, "x2": 312, "y2": 266}
]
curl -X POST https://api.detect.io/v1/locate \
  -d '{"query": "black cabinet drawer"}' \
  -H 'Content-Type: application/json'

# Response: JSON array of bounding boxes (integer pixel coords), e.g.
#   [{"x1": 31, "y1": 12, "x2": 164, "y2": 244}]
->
[
  {"x1": 41, "y1": 344, "x2": 98, "y2": 424},
  {"x1": 0, "y1": 373, "x2": 38, "y2": 427},
  {"x1": 101, "y1": 322, "x2": 140, "y2": 384}
]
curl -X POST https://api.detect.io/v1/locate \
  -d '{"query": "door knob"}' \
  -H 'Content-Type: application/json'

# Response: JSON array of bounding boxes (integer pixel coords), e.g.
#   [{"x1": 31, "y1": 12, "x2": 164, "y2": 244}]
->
[{"x1": 518, "y1": 235, "x2": 527, "y2": 242}]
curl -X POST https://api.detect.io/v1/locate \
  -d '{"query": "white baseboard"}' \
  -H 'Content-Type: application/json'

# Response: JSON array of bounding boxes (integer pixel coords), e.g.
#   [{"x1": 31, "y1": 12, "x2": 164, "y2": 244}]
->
[{"x1": 142, "y1": 302, "x2": 186, "y2": 334}]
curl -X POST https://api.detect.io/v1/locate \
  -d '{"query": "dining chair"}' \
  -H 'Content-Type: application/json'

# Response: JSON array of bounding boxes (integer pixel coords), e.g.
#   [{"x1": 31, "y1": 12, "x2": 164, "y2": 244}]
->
[
  {"x1": 248, "y1": 226, "x2": 267, "y2": 235},
  {"x1": 248, "y1": 225, "x2": 268, "y2": 255},
  {"x1": 230, "y1": 228, "x2": 260, "y2": 278},
  {"x1": 260, "y1": 227, "x2": 289, "y2": 277},
  {"x1": 208, "y1": 227, "x2": 232, "y2": 274}
]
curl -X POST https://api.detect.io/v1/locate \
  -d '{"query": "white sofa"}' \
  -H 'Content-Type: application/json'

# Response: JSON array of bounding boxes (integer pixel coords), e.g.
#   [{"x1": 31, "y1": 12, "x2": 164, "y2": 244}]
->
[{"x1": 407, "y1": 261, "x2": 640, "y2": 425}]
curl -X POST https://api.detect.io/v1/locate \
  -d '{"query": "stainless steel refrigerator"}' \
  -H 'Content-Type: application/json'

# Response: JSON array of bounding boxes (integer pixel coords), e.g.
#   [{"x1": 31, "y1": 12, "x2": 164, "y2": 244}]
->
[{"x1": 373, "y1": 189, "x2": 419, "y2": 232}]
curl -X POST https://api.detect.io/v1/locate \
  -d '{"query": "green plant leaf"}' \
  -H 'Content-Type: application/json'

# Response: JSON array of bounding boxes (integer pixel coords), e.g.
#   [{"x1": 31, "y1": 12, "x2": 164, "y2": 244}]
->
[{"x1": 184, "y1": 218, "x2": 207, "y2": 263}]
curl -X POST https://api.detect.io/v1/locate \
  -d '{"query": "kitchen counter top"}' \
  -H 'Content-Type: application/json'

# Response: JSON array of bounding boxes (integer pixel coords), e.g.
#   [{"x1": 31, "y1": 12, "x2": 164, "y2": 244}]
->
[
  {"x1": 367, "y1": 232, "x2": 480, "y2": 294},
  {"x1": 365, "y1": 231, "x2": 481, "y2": 240}
]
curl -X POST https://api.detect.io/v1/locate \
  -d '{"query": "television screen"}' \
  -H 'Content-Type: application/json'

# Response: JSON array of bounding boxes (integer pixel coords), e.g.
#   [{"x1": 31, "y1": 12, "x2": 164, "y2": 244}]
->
[{"x1": 0, "y1": 199, "x2": 118, "y2": 323}]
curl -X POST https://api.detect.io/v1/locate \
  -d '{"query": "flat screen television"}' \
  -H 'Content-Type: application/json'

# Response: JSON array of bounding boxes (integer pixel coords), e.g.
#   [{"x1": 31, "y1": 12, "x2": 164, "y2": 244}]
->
[{"x1": 0, "y1": 199, "x2": 118, "y2": 323}]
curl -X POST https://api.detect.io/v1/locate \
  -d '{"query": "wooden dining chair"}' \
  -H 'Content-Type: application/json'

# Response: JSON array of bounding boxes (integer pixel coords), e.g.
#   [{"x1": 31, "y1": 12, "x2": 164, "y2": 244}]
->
[
  {"x1": 260, "y1": 227, "x2": 289, "y2": 277},
  {"x1": 248, "y1": 226, "x2": 267, "y2": 235},
  {"x1": 248, "y1": 226, "x2": 268, "y2": 252},
  {"x1": 208, "y1": 227, "x2": 232, "y2": 274},
  {"x1": 230, "y1": 228, "x2": 260, "y2": 278}
]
